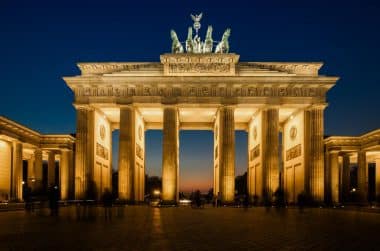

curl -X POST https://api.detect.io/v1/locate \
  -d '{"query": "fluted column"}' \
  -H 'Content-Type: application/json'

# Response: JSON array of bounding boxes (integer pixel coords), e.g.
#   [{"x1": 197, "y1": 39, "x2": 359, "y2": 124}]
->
[
  {"x1": 305, "y1": 106, "x2": 325, "y2": 203},
  {"x1": 34, "y1": 149, "x2": 43, "y2": 192},
  {"x1": 218, "y1": 106, "x2": 235, "y2": 203},
  {"x1": 376, "y1": 158, "x2": 380, "y2": 200},
  {"x1": 162, "y1": 106, "x2": 179, "y2": 202},
  {"x1": 60, "y1": 150, "x2": 71, "y2": 200},
  {"x1": 48, "y1": 151, "x2": 56, "y2": 187},
  {"x1": 27, "y1": 158, "x2": 34, "y2": 188},
  {"x1": 329, "y1": 151, "x2": 339, "y2": 204},
  {"x1": 357, "y1": 151, "x2": 367, "y2": 202},
  {"x1": 118, "y1": 106, "x2": 135, "y2": 201},
  {"x1": 342, "y1": 154, "x2": 350, "y2": 202},
  {"x1": 75, "y1": 106, "x2": 95, "y2": 199},
  {"x1": 262, "y1": 108, "x2": 279, "y2": 201},
  {"x1": 12, "y1": 142, "x2": 23, "y2": 201}
]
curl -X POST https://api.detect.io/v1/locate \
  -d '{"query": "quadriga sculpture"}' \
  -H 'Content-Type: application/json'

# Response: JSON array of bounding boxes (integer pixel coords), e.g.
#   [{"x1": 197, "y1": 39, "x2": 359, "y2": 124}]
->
[
  {"x1": 171, "y1": 30, "x2": 184, "y2": 53},
  {"x1": 215, "y1": 28, "x2": 231, "y2": 54},
  {"x1": 203, "y1": 25, "x2": 213, "y2": 53},
  {"x1": 186, "y1": 27, "x2": 194, "y2": 53}
]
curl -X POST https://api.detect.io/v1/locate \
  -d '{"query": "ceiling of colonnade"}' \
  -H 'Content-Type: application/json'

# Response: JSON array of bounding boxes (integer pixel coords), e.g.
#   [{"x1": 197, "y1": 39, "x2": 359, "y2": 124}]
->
[{"x1": 97, "y1": 106, "x2": 308, "y2": 130}]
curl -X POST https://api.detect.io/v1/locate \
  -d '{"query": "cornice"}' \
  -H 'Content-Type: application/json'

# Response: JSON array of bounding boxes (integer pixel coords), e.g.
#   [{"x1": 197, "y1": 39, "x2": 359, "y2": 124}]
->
[{"x1": 0, "y1": 116, "x2": 75, "y2": 149}]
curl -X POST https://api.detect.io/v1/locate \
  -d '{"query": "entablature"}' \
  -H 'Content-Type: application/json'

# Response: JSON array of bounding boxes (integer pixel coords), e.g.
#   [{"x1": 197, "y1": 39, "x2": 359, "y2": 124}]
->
[
  {"x1": 324, "y1": 129, "x2": 380, "y2": 153},
  {"x1": 0, "y1": 116, "x2": 75, "y2": 151}
]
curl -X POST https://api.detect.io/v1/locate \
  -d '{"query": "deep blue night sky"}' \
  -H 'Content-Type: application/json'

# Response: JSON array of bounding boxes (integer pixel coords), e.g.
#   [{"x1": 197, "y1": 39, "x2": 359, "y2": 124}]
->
[{"x1": 1, "y1": 0, "x2": 380, "y2": 191}]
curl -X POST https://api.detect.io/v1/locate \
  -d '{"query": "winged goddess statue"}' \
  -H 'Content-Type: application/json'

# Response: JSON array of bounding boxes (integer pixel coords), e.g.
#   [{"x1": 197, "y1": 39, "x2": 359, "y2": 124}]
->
[{"x1": 191, "y1": 13, "x2": 203, "y2": 35}]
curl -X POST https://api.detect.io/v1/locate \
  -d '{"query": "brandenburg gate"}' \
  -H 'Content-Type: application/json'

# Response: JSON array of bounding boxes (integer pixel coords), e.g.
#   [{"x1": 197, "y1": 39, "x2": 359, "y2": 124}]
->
[{"x1": 63, "y1": 15, "x2": 338, "y2": 204}]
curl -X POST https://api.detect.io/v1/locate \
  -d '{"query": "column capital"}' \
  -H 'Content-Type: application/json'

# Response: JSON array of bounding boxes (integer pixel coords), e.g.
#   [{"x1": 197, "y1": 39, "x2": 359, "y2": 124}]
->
[
  {"x1": 119, "y1": 104, "x2": 134, "y2": 109},
  {"x1": 74, "y1": 104, "x2": 95, "y2": 111},
  {"x1": 261, "y1": 105, "x2": 281, "y2": 111},
  {"x1": 60, "y1": 148, "x2": 72, "y2": 153},
  {"x1": 329, "y1": 150, "x2": 340, "y2": 155},
  {"x1": 306, "y1": 103, "x2": 328, "y2": 111}
]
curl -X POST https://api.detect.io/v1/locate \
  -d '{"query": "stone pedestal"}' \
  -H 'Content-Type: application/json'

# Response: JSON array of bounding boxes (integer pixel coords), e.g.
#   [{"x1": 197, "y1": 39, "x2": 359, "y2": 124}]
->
[
  {"x1": 357, "y1": 151, "x2": 367, "y2": 202},
  {"x1": 48, "y1": 151, "x2": 55, "y2": 187},
  {"x1": 75, "y1": 106, "x2": 95, "y2": 199},
  {"x1": 12, "y1": 142, "x2": 23, "y2": 201},
  {"x1": 342, "y1": 154, "x2": 350, "y2": 202},
  {"x1": 329, "y1": 152, "x2": 339, "y2": 204},
  {"x1": 262, "y1": 108, "x2": 279, "y2": 201},
  {"x1": 162, "y1": 107, "x2": 179, "y2": 202},
  {"x1": 305, "y1": 107, "x2": 325, "y2": 203}
]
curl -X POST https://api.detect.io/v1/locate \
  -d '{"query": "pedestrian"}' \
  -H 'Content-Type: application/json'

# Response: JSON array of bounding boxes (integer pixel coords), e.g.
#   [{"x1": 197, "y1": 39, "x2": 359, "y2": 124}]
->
[
  {"x1": 102, "y1": 188, "x2": 113, "y2": 221},
  {"x1": 48, "y1": 185, "x2": 60, "y2": 216},
  {"x1": 24, "y1": 186, "x2": 33, "y2": 213},
  {"x1": 217, "y1": 192, "x2": 222, "y2": 207}
]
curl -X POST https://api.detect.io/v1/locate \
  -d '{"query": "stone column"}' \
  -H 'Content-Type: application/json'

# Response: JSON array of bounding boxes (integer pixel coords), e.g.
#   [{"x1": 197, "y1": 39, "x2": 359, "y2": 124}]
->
[
  {"x1": 34, "y1": 149, "x2": 43, "y2": 192},
  {"x1": 47, "y1": 151, "x2": 56, "y2": 187},
  {"x1": 118, "y1": 106, "x2": 135, "y2": 201},
  {"x1": 217, "y1": 106, "x2": 235, "y2": 203},
  {"x1": 162, "y1": 106, "x2": 179, "y2": 203},
  {"x1": 27, "y1": 158, "x2": 34, "y2": 189},
  {"x1": 376, "y1": 158, "x2": 380, "y2": 200},
  {"x1": 342, "y1": 154, "x2": 351, "y2": 202},
  {"x1": 262, "y1": 108, "x2": 279, "y2": 201},
  {"x1": 75, "y1": 105, "x2": 95, "y2": 199},
  {"x1": 329, "y1": 151, "x2": 339, "y2": 204},
  {"x1": 12, "y1": 142, "x2": 23, "y2": 201},
  {"x1": 357, "y1": 151, "x2": 367, "y2": 202},
  {"x1": 68, "y1": 149, "x2": 75, "y2": 199},
  {"x1": 60, "y1": 150, "x2": 71, "y2": 200},
  {"x1": 305, "y1": 106, "x2": 325, "y2": 203}
]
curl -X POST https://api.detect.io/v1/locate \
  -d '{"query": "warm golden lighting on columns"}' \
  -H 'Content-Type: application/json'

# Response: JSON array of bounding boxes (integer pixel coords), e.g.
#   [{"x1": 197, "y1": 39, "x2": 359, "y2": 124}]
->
[
  {"x1": 34, "y1": 148, "x2": 43, "y2": 191},
  {"x1": 375, "y1": 158, "x2": 380, "y2": 199},
  {"x1": 329, "y1": 151, "x2": 339, "y2": 204},
  {"x1": 262, "y1": 108, "x2": 279, "y2": 201},
  {"x1": 75, "y1": 105, "x2": 95, "y2": 199},
  {"x1": 118, "y1": 106, "x2": 135, "y2": 201},
  {"x1": 60, "y1": 149, "x2": 71, "y2": 200},
  {"x1": 357, "y1": 151, "x2": 367, "y2": 202},
  {"x1": 27, "y1": 158, "x2": 34, "y2": 188},
  {"x1": 162, "y1": 106, "x2": 179, "y2": 202},
  {"x1": 47, "y1": 151, "x2": 55, "y2": 187},
  {"x1": 305, "y1": 105, "x2": 325, "y2": 203},
  {"x1": 342, "y1": 154, "x2": 350, "y2": 202},
  {"x1": 217, "y1": 106, "x2": 235, "y2": 203},
  {"x1": 12, "y1": 141, "x2": 23, "y2": 201}
]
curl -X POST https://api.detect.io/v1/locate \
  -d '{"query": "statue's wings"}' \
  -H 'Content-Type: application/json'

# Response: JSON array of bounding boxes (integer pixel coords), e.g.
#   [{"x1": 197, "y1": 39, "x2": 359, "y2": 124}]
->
[
  {"x1": 198, "y1": 13, "x2": 203, "y2": 20},
  {"x1": 191, "y1": 14, "x2": 196, "y2": 21}
]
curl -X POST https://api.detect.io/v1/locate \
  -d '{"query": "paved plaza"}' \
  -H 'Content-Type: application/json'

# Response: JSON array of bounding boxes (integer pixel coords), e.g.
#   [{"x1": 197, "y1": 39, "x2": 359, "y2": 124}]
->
[{"x1": 0, "y1": 206, "x2": 379, "y2": 250}]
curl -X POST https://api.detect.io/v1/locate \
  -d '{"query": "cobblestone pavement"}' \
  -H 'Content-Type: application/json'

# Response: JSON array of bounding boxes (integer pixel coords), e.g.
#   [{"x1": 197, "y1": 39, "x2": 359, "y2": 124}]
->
[{"x1": 0, "y1": 205, "x2": 379, "y2": 250}]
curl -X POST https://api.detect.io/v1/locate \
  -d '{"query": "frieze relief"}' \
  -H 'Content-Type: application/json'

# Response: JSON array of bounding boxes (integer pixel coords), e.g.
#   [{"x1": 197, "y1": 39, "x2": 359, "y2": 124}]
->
[
  {"x1": 75, "y1": 85, "x2": 325, "y2": 98},
  {"x1": 286, "y1": 144, "x2": 302, "y2": 161},
  {"x1": 136, "y1": 143, "x2": 144, "y2": 160},
  {"x1": 249, "y1": 144, "x2": 260, "y2": 161},
  {"x1": 96, "y1": 142, "x2": 109, "y2": 160},
  {"x1": 78, "y1": 63, "x2": 159, "y2": 75},
  {"x1": 160, "y1": 53, "x2": 239, "y2": 76}
]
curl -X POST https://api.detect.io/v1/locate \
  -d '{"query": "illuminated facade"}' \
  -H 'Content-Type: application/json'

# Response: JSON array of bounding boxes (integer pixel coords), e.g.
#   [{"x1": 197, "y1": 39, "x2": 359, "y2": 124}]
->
[
  {"x1": 325, "y1": 130, "x2": 380, "y2": 204},
  {"x1": 0, "y1": 116, "x2": 74, "y2": 201},
  {"x1": 63, "y1": 53, "x2": 338, "y2": 203},
  {"x1": 0, "y1": 13, "x2": 378, "y2": 205}
]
